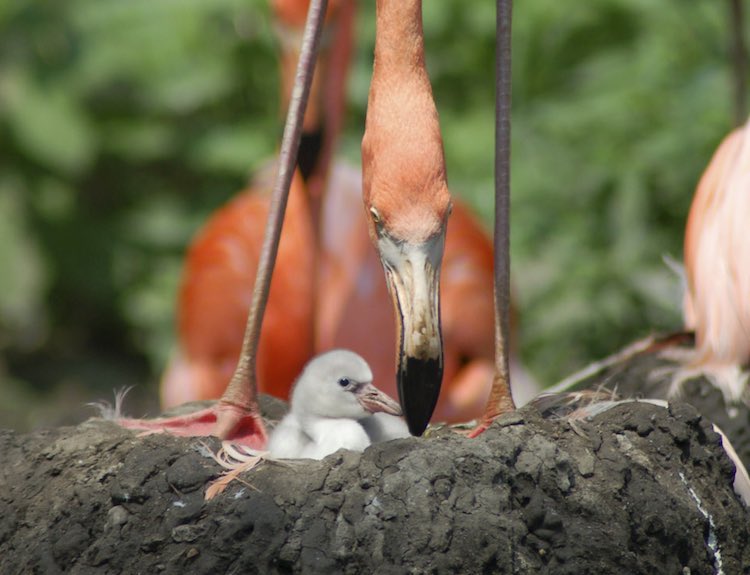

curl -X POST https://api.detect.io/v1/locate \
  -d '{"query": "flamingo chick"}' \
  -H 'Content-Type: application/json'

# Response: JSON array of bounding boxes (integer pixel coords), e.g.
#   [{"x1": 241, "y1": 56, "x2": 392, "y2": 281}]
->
[{"x1": 268, "y1": 349, "x2": 407, "y2": 459}]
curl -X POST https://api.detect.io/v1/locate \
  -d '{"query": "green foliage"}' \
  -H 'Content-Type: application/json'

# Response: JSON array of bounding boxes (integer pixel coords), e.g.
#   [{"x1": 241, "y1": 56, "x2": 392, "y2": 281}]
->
[
  {"x1": 508, "y1": 0, "x2": 734, "y2": 379},
  {"x1": 0, "y1": 181, "x2": 47, "y2": 349},
  {"x1": 0, "y1": 0, "x2": 744, "y2": 413}
]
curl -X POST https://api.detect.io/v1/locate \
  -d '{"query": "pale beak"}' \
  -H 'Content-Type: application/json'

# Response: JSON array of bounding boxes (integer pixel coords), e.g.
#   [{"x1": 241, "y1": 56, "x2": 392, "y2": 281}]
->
[
  {"x1": 378, "y1": 233, "x2": 445, "y2": 436},
  {"x1": 355, "y1": 383, "x2": 403, "y2": 416}
]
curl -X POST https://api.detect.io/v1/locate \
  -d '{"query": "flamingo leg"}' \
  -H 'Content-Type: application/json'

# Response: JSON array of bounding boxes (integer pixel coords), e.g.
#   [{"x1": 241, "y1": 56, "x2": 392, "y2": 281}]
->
[
  {"x1": 469, "y1": 0, "x2": 517, "y2": 437},
  {"x1": 117, "y1": 0, "x2": 329, "y2": 447}
]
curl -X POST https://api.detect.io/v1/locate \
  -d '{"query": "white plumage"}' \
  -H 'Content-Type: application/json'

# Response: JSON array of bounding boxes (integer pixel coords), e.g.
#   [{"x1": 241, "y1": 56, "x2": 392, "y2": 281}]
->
[{"x1": 268, "y1": 350, "x2": 408, "y2": 459}]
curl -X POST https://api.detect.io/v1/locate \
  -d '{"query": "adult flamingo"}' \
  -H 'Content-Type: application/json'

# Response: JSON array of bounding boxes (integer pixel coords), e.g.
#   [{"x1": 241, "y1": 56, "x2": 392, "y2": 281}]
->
[
  {"x1": 679, "y1": 119, "x2": 750, "y2": 400},
  {"x1": 536, "y1": 118, "x2": 750, "y2": 467},
  {"x1": 120, "y1": 0, "x2": 524, "y2": 443},
  {"x1": 158, "y1": 0, "x2": 354, "y2": 410},
  {"x1": 159, "y1": 0, "x2": 535, "y2": 426},
  {"x1": 120, "y1": 0, "x2": 332, "y2": 447}
]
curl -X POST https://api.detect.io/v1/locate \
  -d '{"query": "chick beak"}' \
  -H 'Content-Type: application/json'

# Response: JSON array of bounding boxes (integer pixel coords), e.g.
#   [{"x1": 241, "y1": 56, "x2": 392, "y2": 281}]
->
[{"x1": 355, "y1": 383, "x2": 403, "y2": 416}]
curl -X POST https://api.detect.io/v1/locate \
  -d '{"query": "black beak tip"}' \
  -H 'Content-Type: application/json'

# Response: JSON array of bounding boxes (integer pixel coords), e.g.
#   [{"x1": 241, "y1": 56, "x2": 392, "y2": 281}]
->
[{"x1": 398, "y1": 356, "x2": 443, "y2": 436}]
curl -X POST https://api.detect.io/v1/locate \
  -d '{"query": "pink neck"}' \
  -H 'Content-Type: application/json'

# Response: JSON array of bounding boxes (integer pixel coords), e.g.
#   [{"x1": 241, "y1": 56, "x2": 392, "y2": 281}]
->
[{"x1": 373, "y1": 0, "x2": 425, "y2": 73}]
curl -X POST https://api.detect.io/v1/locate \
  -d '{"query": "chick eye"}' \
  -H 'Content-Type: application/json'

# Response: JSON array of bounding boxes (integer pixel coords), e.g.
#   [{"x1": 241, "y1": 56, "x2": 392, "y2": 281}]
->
[{"x1": 337, "y1": 377, "x2": 351, "y2": 388}]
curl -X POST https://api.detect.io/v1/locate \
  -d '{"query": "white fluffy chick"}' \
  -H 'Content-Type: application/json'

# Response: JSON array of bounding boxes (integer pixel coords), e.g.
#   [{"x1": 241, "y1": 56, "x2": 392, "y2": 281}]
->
[{"x1": 268, "y1": 350, "x2": 408, "y2": 459}]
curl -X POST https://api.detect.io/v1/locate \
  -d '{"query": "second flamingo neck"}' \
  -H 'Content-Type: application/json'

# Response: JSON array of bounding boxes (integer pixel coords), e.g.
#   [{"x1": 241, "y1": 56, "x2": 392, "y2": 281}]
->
[{"x1": 373, "y1": 0, "x2": 426, "y2": 73}]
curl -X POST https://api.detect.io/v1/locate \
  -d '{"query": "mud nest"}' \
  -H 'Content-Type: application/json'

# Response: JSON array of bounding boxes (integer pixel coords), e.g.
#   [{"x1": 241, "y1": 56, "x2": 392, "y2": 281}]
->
[{"x1": 1, "y1": 399, "x2": 749, "y2": 574}]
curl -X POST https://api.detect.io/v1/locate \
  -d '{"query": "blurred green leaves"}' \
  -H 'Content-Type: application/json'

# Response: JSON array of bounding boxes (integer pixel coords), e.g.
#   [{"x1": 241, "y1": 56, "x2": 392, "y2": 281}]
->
[
  {"x1": 0, "y1": 181, "x2": 47, "y2": 349},
  {"x1": 2, "y1": 70, "x2": 96, "y2": 174},
  {"x1": 0, "y1": 0, "x2": 745, "y2": 419},
  {"x1": 505, "y1": 0, "x2": 735, "y2": 378},
  {"x1": 0, "y1": 0, "x2": 280, "y2": 420}
]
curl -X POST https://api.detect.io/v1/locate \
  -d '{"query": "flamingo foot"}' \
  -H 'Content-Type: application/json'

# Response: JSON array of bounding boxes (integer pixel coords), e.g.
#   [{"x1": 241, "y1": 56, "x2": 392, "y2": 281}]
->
[
  {"x1": 451, "y1": 411, "x2": 512, "y2": 438},
  {"x1": 118, "y1": 403, "x2": 268, "y2": 449},
  {"x1": 465, "y1": 420, "x2": 492, "y2": 439},
  {"x1": 465, "y1": 383, "x2": 517, "y2": 438}
]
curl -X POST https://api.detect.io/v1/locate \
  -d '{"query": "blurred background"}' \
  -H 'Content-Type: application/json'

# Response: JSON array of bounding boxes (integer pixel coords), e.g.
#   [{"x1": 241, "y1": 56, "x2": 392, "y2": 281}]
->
[{"x1": 0, "y1": 0, "x2": 745, "y2": 430}]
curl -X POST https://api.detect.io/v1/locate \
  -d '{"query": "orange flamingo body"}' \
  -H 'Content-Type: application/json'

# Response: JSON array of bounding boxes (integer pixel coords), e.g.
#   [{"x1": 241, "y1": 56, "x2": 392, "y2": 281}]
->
[
  {"x1": 123, "y1": 0, "x2": 527, "y2": 444},
  {"x1": 159, "y1": 0, "x2": 350, "y2": 409},
  {"x1": 164, "y1": 161, "x2": 526, "y2": 423},
  {"x1": 160, "y1": 0, "x2": 534, "y2": 425},
  {"x1": 162, "y1": 170, "x2": 315, "y2": 407},
  {"x1": 118, "y1": 0, "x2": 336, "y2": 447}
]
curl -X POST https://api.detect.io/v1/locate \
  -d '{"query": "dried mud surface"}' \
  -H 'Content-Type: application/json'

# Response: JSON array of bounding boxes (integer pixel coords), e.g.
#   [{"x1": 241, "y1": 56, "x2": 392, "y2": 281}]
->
[
  {"x1": 566, "y1": 334, "x2": 750, "y2": 469},
  {"x1": 1, "y1": 399, "x2": 749, "y2": 574}
]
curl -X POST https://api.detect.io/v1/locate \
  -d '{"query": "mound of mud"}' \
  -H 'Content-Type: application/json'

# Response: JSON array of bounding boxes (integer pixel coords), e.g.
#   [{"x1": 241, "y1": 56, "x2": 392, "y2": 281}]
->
[
  {"x1": 553, "y1": 333, "x2": 750, "y2": 469},
  {"x1": 1, "y1": 400, "x2": 748, "y2": 574}
]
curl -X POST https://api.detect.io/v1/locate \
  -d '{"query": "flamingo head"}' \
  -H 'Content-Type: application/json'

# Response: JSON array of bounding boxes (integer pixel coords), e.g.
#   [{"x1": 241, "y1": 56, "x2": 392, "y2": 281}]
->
[
  {"x1": 291, "y1": 349, "x2": 402, "y2": 420},
  {"x1": 362, "y1": 81, "x2": 452, "y2": 435}
]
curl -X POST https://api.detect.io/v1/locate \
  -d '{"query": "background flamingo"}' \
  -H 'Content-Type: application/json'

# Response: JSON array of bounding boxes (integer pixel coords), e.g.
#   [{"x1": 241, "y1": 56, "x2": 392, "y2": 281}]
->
[
  {"x1": 679, "y1": 118, "x2": 750, "y2": 400},
  {"x1": 161, "y1": 0, "x2": 536, "y2": 426},
  {"x1": 545, "y1": 117, "x2": 750, "y2": 466}
]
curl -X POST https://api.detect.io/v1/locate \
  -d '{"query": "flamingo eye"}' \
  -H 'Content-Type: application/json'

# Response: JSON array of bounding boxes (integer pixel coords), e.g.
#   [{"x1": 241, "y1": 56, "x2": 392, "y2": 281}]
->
[
  {"x1": 337, "y1": 377, "x2": 351, "y2": 388},
  {"x1": 370, "y1": 207, "x2": 381, "y2": 224}
]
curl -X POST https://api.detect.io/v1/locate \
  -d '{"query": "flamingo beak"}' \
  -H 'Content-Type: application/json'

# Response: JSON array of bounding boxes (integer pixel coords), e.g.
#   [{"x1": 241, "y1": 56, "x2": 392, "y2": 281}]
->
[
  {"x1": 355, "y1": 383, "x2": 403, "y2": 416},
  {"x1": 378, "y1": 232, "x2": 445, "y2": 436}
]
